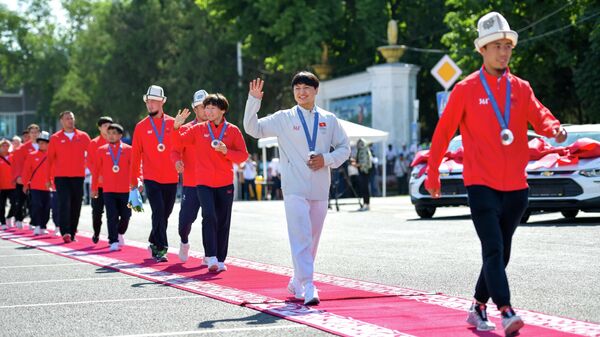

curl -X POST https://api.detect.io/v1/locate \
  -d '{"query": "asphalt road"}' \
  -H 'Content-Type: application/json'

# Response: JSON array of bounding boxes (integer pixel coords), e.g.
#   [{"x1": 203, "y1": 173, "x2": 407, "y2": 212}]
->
[{"x1": 1, "y1": 196, "x2": 599, "y2": 336}]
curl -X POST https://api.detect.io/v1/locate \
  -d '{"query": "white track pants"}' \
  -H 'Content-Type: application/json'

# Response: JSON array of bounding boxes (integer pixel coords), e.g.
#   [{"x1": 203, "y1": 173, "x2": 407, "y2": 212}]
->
[{"x1": 283, "y1": 194, "x2": 328, "y2": 288}]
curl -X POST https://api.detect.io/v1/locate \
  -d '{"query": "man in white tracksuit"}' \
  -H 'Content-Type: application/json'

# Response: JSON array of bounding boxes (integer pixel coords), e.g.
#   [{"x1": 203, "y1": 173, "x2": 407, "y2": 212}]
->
[{"x1": 244, "y1": 72, "x2": 350, "y2": 305}]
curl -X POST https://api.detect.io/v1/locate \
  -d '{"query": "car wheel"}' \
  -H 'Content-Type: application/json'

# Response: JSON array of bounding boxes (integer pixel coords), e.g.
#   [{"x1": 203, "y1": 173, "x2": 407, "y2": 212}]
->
[
  {"x1": 415, "y1": 206, "x2": 436, "y2": 219},
  {"x1": 561, "y1": 210, "x2": 579, "y2": 219},
  {"x1": 520, "y1": 210, "x2": 531, "y2": 224}
]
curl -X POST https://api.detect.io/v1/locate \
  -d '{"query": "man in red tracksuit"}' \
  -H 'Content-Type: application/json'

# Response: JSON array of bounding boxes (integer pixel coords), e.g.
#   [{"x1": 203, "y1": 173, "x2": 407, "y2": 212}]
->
[
  {"x1": 0, "y1": 139, "x2": 16, "y2": 230},
  {"x1": 22, "y1": 131, "x2": 51, "y2": 235},
  {"x1": 87, "y1": 116, "x2": 113, "y2": 244},
  {"x1": 174, "y1": 93, "x2": 249, "y2": 272},
  {"x1": 47, "y1": 111, "x2": 91, "y2": 243},
  {"x1": 92, "y1": 124, "x2": 132, "y2": 252},
  {"x1": 425, "y1": 12, "x2": 567, "y2": 336},
  {"x1": 131, "y1": 85, "x2": 179, "y2": 262},
  {"x1": 170, "y1": 89, "x2": 208, "y2": 262},
  {"x1": 11, "y1": 124, "x2": 41, "y2": 229}
]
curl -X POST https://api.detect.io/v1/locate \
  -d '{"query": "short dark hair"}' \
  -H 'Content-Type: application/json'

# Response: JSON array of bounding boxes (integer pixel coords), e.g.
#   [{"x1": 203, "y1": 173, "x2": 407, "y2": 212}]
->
[
  {"x1": 27, "y1": 124, "x2": 40, "y2": 132},
  {"x1": 203, "y1": 93, "x2": 229, "y2": 112},
  {"x1": 291, "y1": 71, "x2": 319, "y2": 89},
  {"x1": 97, "y1": 116, "x2": 113, "y2": 127},
  {"x1": 21, "y1": 130, "x2": 29, "y2": 135},
  {"x1": 107, "y1": 123, "x2": 124, "y2": 134},
  {"x1": 59, "y1": 111, "x2": 74, "y2": 119}
]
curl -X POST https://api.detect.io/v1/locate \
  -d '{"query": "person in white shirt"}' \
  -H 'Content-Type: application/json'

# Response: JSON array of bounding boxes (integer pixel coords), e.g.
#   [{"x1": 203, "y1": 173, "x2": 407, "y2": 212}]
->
[
  {"x1": 244, "y1": 72, "x2": 350, "y2": 305},
  {"x1": 240, "y1": 156, "x2": 257, "y2": 200},
  {"x1": 268, "y1": 157, "x2": 281, "y2": 200}
]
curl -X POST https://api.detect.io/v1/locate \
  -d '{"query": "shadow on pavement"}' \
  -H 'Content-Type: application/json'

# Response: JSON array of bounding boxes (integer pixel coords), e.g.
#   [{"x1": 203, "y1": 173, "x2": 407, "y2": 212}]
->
[
  {"x1": 198, "y1": 312, "x2": 281, "y2": 328},
  {"x1": 521, "y1": 216, "x2": 600, "y2": 227}
]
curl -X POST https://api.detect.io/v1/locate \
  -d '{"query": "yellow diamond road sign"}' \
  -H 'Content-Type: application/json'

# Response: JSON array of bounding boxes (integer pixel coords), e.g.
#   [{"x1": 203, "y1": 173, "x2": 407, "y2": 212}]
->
[{"x1": 431, "y1": 55, "x2": 462, "y2": 90}]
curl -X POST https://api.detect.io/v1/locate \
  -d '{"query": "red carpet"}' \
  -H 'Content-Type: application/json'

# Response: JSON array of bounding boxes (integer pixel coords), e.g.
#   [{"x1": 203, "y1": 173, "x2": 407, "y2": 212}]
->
[{"x1": 2, "y1": 228, "x2": 599, "y2": 337}]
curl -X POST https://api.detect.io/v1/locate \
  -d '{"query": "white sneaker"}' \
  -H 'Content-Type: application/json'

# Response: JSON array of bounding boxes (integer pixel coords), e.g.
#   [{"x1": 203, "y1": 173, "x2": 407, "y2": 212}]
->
[
  {"x1": 217, "y1": 262, "x2": 227, "y2": 272},
  {"x1": 40, "y1": 229, "x2": 48, "y2": 235},
  {"x1": 54, "y1": 227, "x2": 61, "y2": 236},
  {"x1": 207, "y1": 256, "x2": 218, "y2": 272},
  {"x1": 178, "y1": 243, "x2": 190, "y2": 262},
  {"x1": 287, "y1": 278, "x2": 304, "y2": 299},
  {"x1": 109, "y1": 242, "x2": 120, "y2": 251},
  {"x1": 502, "y1": 309, "x2": 524, "y2": 336},
  {"x1": 1, "y1": 224, "x2": 6, "y2": 230},
  {"x1": 33, "y1": 226, "x2": 41, "y2": 235},
  {"x1": 27, "y1": 223, "x2": 34, "y2": 231},
  {"x1": 201, "y1": 257, "x2": 209, "y2": 266},
  {"x1": 118, "y1": 234, "x2": 125, "y2": 247},
  {"x1": 6, "y1": 217, "x2": 14, "y2": 227},
  {"x1": 16, "y1": 221, "x2": 23, "y2": 229},
  {"x1": 466, "y1": 303, "x2": 496, "y2": 331},
  {"x1": 303, "y1": 283, "x2": 320, "y2": 305}
]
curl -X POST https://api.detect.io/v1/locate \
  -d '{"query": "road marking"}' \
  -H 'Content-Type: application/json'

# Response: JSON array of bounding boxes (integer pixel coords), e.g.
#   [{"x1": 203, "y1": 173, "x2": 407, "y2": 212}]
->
[
  {"x1": 0, "y1": 276, "x2": 131, "y2": 285},
  {"x1": 0, "y1": 263, "x2": 82, "y2": 269},
  {"x1": 0, "y1": 295, "x2": 202, "y2": 309},
  {"x1": 104, "y1": 325, "x2": 306, "y2": 337},
  {"x1": 0, "y1": 253, "x2": 48, "y2": 257}
]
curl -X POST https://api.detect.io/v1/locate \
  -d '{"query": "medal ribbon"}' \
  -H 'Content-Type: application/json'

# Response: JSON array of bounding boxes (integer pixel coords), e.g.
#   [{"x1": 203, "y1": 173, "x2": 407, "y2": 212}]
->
[
  {"x1": 479, "y1": 68, "x2": 511, "y2": 131},
  {"x1": 148, "y1": 116, "x2": 166, "y2": 146},
  {"x1": 108, "y1": 143, "x2": 122, "y2": 168},
  {"x1": 207, "y1": 121, "x2": 228, "y2": 143},
  {"x1": 296, "y1": 106, "x2": 319, "y2": 152}
]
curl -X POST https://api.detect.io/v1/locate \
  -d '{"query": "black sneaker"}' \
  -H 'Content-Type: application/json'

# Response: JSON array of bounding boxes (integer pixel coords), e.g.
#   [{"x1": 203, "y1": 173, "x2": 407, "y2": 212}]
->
[
  {"x1": 466, "y1": 303, "x2": 496, "y2": 331},
  {"x1": 155, "y1": 248, "x2": 168, "y2": 262},
  {"x1": 92, "y1": 234, "x2": 99, "y2": 244},
  {"x1": 501, "y1": 307, "x2": 524, "y2": 336}
]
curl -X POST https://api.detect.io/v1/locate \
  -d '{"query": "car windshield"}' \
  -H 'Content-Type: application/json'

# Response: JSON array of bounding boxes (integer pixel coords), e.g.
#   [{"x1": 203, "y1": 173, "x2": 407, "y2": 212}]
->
[{"x1": 544, "y1": 132, "x2": 600, "y2": 147}]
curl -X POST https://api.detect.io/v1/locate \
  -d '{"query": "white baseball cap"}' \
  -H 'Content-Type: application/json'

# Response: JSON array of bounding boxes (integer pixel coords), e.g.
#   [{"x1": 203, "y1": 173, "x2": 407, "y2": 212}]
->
[
  {"x1": 143, "y1": 85, "x2": 167, "y2": 103},
  {"x1": 192, "y1": 89, "x2": 208, "y2": 108},
  {"x1": 36, "y1": 131, "x2": 50, "y2": 142},
  {"x1": 474, "y1": 12, "x2": 518, "y2": 50}
]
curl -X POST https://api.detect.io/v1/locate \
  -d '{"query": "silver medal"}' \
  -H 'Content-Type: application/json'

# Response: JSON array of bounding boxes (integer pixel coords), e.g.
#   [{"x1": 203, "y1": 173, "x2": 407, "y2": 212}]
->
[
  {"x1": 500, "y1": 129, "x2": 514, "y2": 146},
  {"x1": 308, "y1": 151, "x2": 317, "y2": 160},
  {"x1": 157, "y1": 143, "x2": 166, "y2": 152},
  {"x1": 112, "y1": 165, "x2": 120, "y2": 173},
  {"x1": 211, "y1": 139, "x2": 220, "y2": 148}
]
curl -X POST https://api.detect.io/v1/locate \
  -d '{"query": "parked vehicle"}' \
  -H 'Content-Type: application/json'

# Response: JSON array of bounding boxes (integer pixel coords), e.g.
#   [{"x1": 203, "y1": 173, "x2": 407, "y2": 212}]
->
[{"x1": 522, "y1": 124, "x2": 600, "y2": 222}]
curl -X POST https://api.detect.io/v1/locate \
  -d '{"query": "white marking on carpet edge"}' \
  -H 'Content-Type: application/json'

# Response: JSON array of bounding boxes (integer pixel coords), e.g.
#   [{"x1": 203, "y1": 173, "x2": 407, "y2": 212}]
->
[{"x1": 104, "y1": 325, "x2": 305, "y2": 337}]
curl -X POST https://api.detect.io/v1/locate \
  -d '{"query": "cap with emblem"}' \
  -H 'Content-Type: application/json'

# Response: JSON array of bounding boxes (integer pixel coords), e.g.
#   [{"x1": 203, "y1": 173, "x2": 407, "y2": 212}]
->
[
  {"x1": 143, "y1": 85, "x2": 167, "y2": 103},
  {"x1": 36, "y1": 131, "x2": 50, "y2": 143},
  {"x1": 474, "y1": 12, "x2": 518, "y2": 50},
  {"x1": 192, "y1": 89, "x2": 208, "y2": 108}
]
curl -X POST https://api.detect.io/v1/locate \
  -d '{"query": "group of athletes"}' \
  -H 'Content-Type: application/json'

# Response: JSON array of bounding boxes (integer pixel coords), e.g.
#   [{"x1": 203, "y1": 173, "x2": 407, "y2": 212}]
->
[{"x1": 0, "y1": 11, "x2": 570, "y2": 336}]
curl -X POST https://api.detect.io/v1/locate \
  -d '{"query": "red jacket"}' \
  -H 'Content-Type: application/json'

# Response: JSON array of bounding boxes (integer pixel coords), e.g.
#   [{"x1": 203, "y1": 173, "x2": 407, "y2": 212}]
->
[
  {"x1": 87, "y1": 136, "x2": 108, "y2": 188},
  {"x1": 425, "y1": 67, "x2": 561, "y2": 192},
  {"x1": 130, "y1": 114, "x2": 179, "y2": 187},
  {"x1": 170, "y1": 120, "x2": 200, "y2": 187},
  {"x1": 11, "y1": 141, "x2": 37, "y2": 181},
  {"x1": 47, "y1": 129, "x2": 91, "y2": 180},
  {"x1": 93, "y1": 141, "x2": 133, "y2": 193},
  {"x1": 22, "y1": 150, "x2": 50, "y2": 191},
  {"x1": 173, "y1": 119, "x2": 248, "y2": 188},
  {"x1": 0, "y1": 154, "x2": 15, "y2": 190}
]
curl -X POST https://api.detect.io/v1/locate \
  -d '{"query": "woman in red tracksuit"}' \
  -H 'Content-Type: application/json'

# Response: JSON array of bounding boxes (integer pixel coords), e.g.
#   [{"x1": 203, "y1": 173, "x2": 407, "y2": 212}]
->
[
  {"x1": 425, "y1": 11, "x2": 566, "y2": 336},
  {"x1": 173, "y1": 93, "x2": 249, "y2": 273},
  {"x1": 21, "y1": 131, "x2": 51, "y2": 235}
]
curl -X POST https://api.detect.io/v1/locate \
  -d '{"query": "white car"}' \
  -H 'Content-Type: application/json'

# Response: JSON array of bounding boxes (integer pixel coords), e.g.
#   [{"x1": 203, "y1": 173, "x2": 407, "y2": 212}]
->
[
  {"x1": 523, "y1": 124, "x2": 600, "y2": 222},
  {"x1": 409, "y1": 131, "x2": 540, "y2": 219},
  {"x1": 409, "y1": 135, "x2": 467, "y2": 218}
]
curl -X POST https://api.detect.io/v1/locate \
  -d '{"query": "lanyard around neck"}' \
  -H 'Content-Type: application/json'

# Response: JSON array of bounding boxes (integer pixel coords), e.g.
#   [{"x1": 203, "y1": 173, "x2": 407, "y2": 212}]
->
[
  {"x1": 479, "y1": 69, "x2": 511, "y2": 130},
  {"x1": 296, "y1": 106, "x2": 319, "y2": 152}
]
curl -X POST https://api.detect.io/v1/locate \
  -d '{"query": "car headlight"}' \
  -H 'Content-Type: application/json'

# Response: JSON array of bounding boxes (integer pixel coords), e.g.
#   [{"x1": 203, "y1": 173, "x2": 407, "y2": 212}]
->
[{"x1": 579, "y1": 169, "x2": 600, "y2": 177}]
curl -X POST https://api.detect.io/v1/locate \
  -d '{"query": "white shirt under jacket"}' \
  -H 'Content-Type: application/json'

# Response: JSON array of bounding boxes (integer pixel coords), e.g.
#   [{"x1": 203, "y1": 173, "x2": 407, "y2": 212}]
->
[{"x1": 244, "y1": 95, "x2": 350, "y2": 201}]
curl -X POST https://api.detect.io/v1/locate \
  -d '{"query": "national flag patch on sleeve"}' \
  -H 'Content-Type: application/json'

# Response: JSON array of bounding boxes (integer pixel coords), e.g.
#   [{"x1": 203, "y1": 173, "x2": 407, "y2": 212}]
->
[{"x1": 319, "y1": 122, "x2": 327, "y2": 127}]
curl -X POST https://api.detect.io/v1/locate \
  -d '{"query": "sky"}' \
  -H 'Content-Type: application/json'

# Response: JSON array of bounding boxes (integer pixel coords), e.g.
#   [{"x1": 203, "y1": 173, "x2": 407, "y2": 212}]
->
[{"x1": 0, "y1": 0, "x2": 68, "y2": 24}]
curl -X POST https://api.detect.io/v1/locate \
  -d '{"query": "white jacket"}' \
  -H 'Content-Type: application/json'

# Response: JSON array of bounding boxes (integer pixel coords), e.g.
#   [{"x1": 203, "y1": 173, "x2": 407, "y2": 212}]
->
[{"x1": 244, "y1": 95, "x2": 350, "y2": 200}]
